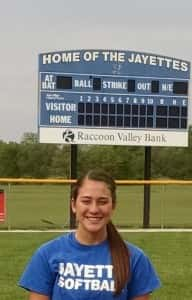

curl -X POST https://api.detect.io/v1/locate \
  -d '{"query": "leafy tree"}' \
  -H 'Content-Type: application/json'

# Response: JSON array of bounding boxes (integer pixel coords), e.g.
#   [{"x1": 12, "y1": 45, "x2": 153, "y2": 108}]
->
[
  {"x1": 78, "y1": 145, "x2": 144, "y2": 179},
  {"x1": 21, "y1": 132, "x2": 38, "y2": 144},
  {"x1": 49, "y1": 145, "x2": 70, "y2": 178},
  {"x1": 1, "y1": 129, "x2": 192, "y2": 179},
  {"x1": 0, "y1": 142, "x2": 20, "y2": 177},
  {"x1": 17, "y1": 143, "x2": 57, "y2": 178}
]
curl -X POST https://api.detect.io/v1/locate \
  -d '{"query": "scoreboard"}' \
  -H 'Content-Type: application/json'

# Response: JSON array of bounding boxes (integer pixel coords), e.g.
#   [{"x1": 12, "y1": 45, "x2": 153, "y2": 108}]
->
[{"x1": 38, "y1": 49, "x2": 191, "y2": 146}]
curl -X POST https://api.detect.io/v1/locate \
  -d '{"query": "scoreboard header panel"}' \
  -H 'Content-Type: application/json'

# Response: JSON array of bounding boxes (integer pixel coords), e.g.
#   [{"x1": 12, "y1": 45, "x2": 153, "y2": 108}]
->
[{"x1": 38, "y1": 49, "x2": 191, "y2": 147}]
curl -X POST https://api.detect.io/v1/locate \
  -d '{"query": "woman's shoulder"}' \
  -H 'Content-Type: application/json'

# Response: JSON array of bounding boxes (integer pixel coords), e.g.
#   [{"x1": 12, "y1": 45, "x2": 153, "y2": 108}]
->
[
  {"x1": 125, "y1": 241, "x2": 145, "y2": 254},
  {"x1": 124, "y1": 240, "x2": 158, "y2": 273},
  {"x1": 36, "y1": 232, "x2": 72, "y2": 255},
  {"x1": 124, "y1": 240, "x2": 148, "y2": 262}
]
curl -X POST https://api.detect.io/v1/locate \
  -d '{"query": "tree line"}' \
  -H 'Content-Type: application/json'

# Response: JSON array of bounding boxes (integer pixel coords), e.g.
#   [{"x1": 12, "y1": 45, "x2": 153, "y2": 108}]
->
[{"x1": 0, "y1": 130, "x2": 192, "y2": 179}]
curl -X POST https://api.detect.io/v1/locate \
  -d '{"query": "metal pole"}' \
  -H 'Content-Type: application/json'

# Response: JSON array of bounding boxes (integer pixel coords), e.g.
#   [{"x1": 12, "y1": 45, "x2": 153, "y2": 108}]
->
[
  {"x1": 70, "y1": 144, "x2": 77, "y2": 229},
  {"x1": 143, "y1": 146, "x2": 151, "y2": 228}
]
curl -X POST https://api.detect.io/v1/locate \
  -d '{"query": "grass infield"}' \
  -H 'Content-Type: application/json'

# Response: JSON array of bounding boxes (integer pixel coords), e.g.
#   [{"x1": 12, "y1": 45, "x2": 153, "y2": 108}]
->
[
  {"x1": 0, "y1": 184, "x2": 192, "y2": 298},
  {"x1": 0, "y1": 232, "x2": 192, "y2": 299}
]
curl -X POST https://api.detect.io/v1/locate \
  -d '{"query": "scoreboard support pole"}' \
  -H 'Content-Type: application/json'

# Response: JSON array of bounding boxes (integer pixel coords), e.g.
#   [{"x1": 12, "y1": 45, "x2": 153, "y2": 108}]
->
[
  {"x1": 70, "y1": 144, "x2": 77, "y2": 229},
  {"x1": 143, "y1": 146, "x2": 151, "y2": 228}
]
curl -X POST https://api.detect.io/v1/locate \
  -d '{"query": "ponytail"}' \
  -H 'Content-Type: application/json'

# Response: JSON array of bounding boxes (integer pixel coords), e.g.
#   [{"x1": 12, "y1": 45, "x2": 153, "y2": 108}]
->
[
  {"x1": 107, "y1": 221, "x2": 130, "y2": 295},
  {"x1": 72, "y1": 169, "x2": 130, "y2": 295}
]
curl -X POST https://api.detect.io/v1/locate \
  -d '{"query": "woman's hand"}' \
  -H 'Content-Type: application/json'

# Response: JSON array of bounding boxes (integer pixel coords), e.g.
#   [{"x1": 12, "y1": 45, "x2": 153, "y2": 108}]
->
[
  {"x1": 132, "y1": 294, "x2": 150, "y2": 300},
  {"x1": 29, "y1": 291, "x2": 50, "y2": 300}
]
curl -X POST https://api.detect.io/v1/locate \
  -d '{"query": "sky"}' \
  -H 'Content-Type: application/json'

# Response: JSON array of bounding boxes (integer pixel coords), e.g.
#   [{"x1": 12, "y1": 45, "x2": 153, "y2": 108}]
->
[{"x1": 1, "y1": 0, "x2": 192, "y2": 142}]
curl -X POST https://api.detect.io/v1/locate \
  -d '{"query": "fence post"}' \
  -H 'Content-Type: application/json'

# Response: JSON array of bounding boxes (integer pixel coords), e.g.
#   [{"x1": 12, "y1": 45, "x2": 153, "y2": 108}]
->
[
  {"x1": 70, "y1": 145, "x2": 77, "y2": 229},
  {"x1": 143, "y1": 146, "x2": 151, "y2": 228}
]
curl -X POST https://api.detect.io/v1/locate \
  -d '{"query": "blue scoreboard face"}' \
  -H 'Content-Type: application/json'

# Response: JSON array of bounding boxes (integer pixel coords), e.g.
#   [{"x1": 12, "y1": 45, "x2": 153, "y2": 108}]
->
[{"x1": 38, "y1": 49, "x2": 190, "y2": 147}]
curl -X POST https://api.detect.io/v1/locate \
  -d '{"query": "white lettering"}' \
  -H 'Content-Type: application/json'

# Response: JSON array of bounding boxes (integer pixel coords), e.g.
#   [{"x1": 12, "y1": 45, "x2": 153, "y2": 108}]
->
[
  {"x1": 105, "y1": 265, "x2": 113, "y2": 278},
  {"x1": 182, "y1": 99, "x2": 187, "y2": 105},
  {"x1": 134, "y1": 54, "x2": 142, "y2": 63},
  {"x1": 147, "y1": 98, "x2": 154, "y2": 104},
  {"x1": 161, "y1": 83, "x2": 173, "y2": 92},
  {"x1": 42, "y1": 51, "x2": 189, "y2": 72},
  {"x1": 45, "y1": 75, "x2": 54, "y2": 81},
  {"x1": 74, "y1": 79, "x2": 92, "y2": 88},
  {"x1": 100, "y1": 280, "x2": 110, "y2": 291},
  {"x1": 83, "y1": 51, "x2": 93, "y2": 61},
  {"x1": 96, "y1": 265, "x2": 105, "y2": 278},
  {"x1": 42, "y1": 81, "x2": 56, "y2": 89},
  {"x1": 172, "y1": 60, "x2": 180, "y2": 71},
  {"x1": 103, "y1": 81, "x2": 127, "y2": 89},
  {"x1": 52, "y1": 54, "x2": 62, "y2": 63},
  {"x1": 149, "y1": 56, "x2": 157, "y2": 65},
  {"x1": 84, "y1": 265, "x2": 95, "y2": 278},
  {"x1": 83, "y1": 51, "x2": 100, "y2": 61},
  {"x1": 102, "y1": 51, "x2": 125, "y2": 62},
  {"x1": 59, "y1": 263, "x2": 65, "y2": 276},
  {"x1": 50, "y1": 115, "x2": 72, "y2": 124},
  {"x1": 64, "y1": 278, "x2": 74, "y2": 289},
  {"x1": 164, "y1": 58, "x2": 172, "y2": 69},
  {"x1": 58, "y1": 276, "x2": 65, "y2": 287},
  {"x1": 73, "y1": 263, "x2": 84, "y2": 277},
  {"x1": 137, "y1": 82, "x2": 151, "y2": 91},
  {"x1": 57, "y1": 263, "x2": 115, "y2": 292},
  {"x1": 74, "y1": 279, "x2": 83, "y2": 289},
  {"x1": 91, "y1": 280, "x2": 101, "y2": 290},
  {"x1": 84, "y1": 279, "x2": 91, "y2": 290},
  {"x1": 127, "y1": 53, "x2": 189, "y2": 71},
  {"x1": 181, "y1": 62, "x2": 188, "y2": 72},
  {"x1": 57, "y1": 277, "x2": 115, "y2": 291},
  {"x1": 141, "y1": 54, "x2": 149, "y2": 64},
  {"x1": 42, "y1": 52, "x2": 80, "y2": 64},
  {"x1": 156, "y1": 56, "x2": 164, "y2": 66},
  {"x1": 63, "y1": 263, "x2": 75, "y2": 277},
  {"x1": 45, "y1": 102, "x2": 76, "y2": 112},
  {"x1": 172, "y1": 99, "x2": 177, "y2": 105}
]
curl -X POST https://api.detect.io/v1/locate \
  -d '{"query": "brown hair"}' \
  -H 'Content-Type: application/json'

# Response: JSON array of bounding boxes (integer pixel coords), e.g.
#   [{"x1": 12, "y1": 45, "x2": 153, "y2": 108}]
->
[{"x1": 71, "y1": 169, "x2": 130, "y2": 295}]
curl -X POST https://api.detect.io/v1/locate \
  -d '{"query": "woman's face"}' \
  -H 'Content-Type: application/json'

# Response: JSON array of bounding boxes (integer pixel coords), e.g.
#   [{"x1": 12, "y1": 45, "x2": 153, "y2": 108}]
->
[{"x1": 71, "y1": 178, "x2": 115, "y2": 240}]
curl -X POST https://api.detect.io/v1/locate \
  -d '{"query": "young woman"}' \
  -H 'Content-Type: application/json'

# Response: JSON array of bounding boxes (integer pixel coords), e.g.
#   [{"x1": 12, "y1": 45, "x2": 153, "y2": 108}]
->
[{"x1": 19, "y1": 169, "x2": 161, "y2": 299}]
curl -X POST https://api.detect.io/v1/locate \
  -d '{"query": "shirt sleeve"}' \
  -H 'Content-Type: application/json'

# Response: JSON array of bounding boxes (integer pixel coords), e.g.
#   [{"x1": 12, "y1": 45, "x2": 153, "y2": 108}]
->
[
  {"x1": 127, "y1": 248, "x2": 161, "y2": 299},
  {"x1": 18, "y1": 247, "x2": 55, "y2": 296}
]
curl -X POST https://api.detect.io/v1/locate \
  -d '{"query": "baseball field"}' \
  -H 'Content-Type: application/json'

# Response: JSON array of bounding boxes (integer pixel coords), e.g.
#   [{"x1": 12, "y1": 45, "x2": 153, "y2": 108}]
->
[{"x1": 0, "y1": 183, "x2": 192, "y2": 299}]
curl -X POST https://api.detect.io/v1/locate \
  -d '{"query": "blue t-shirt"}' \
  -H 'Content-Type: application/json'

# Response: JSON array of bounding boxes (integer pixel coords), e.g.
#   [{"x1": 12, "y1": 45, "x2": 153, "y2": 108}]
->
[{"x1": 19, "y1": 232, "x2": 161, "y2": 299}]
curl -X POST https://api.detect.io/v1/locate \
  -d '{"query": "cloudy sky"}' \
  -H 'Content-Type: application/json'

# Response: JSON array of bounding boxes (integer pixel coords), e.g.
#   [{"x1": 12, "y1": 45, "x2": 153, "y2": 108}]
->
[{"x1": 1, "y1": 0, "x2": 192, "y2": 142}]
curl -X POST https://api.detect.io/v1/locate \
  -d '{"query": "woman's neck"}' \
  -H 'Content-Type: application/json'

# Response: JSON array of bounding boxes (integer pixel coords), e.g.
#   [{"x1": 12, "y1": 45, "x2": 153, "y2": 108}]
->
[{"x1": 75, "y1": 228, "x2": 107, "y2": 245}]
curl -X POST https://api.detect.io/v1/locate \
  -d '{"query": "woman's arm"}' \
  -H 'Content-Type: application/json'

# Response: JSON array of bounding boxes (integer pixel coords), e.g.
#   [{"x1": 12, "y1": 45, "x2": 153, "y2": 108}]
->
[
  {"x1": 132, "y1": 294, "x2": 150, "y2": 300},
  {"x1": 29, "y1": 291, "x2": 50, "y2": 300}
]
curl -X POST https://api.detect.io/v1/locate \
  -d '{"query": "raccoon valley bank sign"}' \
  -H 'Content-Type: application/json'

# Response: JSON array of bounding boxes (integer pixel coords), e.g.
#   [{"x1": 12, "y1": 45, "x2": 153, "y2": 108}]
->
[
  {"x1": 38, "y1": 49, "x2": 190, "y2": 147},
  {"x1": 42, "y1": 128, "x2": 182, "y2": 147}
]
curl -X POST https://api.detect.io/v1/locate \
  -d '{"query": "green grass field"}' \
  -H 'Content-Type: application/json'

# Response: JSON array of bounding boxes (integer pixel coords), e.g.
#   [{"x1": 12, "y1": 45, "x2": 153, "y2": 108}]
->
[
  {"x1": 0, "y1": 232, "x2": 192, "y2": 300},
  {"x1": 0, "y1": 183, "x2": 192, "y2": 229},
  {"x1": 0, "y1": 184, "x2": 192, "y2": 299}
]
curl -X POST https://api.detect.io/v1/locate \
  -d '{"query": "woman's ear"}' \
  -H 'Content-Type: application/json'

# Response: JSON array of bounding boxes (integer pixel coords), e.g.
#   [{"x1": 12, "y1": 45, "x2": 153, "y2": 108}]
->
[{"x1": 71, "y1": 199, "x2": 76, "y2": 214}]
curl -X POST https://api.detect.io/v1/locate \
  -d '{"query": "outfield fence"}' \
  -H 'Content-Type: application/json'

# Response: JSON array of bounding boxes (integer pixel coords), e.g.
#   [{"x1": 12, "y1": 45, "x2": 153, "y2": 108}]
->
[{"x1": 0, "y1": 178, "x2": 192, "y2": 230}]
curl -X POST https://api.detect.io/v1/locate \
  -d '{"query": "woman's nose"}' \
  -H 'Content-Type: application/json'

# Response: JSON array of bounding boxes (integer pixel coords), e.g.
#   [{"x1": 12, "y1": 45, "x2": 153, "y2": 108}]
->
[{"x1": 89, "y1": 202, "x2": 99, "y2": 213}]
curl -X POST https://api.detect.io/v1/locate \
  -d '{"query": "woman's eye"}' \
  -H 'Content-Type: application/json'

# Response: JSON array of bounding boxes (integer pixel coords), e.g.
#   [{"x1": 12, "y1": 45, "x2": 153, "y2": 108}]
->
[
  {"x1": 98, "y1": 200, "x2": 108, "y2": 205},
  {"x1": 81, "y1": 199, "x2": 90, "y2": 204}
]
